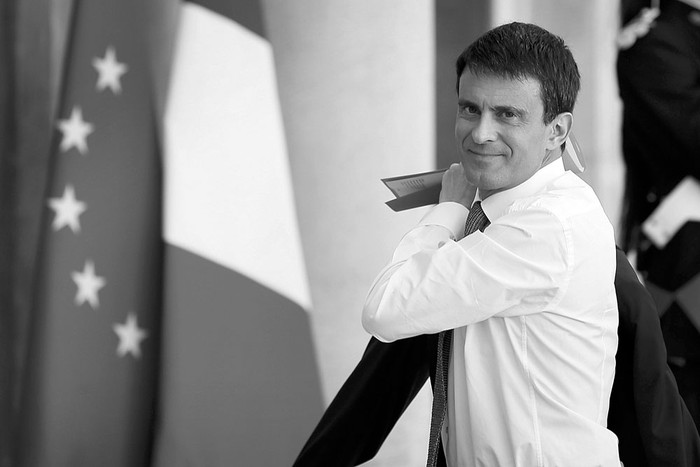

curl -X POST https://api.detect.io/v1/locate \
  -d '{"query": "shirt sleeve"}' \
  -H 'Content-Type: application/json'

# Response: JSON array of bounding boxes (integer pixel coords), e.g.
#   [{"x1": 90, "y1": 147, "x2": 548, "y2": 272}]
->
[{"x1": 362, "y1": 201, "x2": 572, "y2": 342}]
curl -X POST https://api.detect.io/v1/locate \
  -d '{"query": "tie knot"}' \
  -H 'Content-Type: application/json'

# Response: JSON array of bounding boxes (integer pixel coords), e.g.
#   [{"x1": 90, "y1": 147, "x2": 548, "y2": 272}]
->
[{"x1": 464, "y1": 201, "x2": 490, "y2": 237}]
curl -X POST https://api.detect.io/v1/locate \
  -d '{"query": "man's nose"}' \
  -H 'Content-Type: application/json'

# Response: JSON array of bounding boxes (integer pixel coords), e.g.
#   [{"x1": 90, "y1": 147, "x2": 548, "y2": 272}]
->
[{"x1": 471, "y1": 115, "x2": 497, "y2": 144}]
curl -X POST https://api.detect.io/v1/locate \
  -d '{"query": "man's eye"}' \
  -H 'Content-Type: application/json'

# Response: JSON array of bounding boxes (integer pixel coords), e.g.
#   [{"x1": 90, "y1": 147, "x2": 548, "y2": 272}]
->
[
  {"x1": 500, "y1": 111, "x2": 517, "y2": 119},
  {"x1": 459, "y1": 105, "x2": 479, "y2": 115}
]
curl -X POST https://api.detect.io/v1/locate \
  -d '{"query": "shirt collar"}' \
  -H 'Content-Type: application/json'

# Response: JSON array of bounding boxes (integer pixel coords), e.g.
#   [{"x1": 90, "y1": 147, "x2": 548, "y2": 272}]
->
[{"x1": 476, "y1": 157, "x2": 565, "y2": 222}]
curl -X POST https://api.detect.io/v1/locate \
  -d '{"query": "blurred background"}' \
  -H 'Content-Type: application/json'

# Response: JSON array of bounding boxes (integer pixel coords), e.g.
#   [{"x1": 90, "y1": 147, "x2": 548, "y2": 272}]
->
[{"x1": 0, "y1": 0, "x2": 632, "y2": 465}]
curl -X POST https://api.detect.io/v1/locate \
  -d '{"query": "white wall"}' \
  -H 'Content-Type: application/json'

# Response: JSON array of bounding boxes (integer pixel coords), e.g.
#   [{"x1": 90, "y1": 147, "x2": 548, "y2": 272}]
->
[{"x1": 263, "y1": 1, "x2": 435, "y2": 465}]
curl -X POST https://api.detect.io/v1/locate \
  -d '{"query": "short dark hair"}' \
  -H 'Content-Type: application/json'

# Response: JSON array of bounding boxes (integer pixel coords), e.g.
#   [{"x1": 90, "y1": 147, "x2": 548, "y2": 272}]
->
[{"x1": 455, "y1": 22, "x2": 580, "y2": 124}]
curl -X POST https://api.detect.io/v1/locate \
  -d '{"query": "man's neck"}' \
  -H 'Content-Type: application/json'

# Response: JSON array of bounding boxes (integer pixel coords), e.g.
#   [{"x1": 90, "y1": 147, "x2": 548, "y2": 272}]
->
[{"x1": 542, "y1": 149, "x2": 561, "y2": 168}]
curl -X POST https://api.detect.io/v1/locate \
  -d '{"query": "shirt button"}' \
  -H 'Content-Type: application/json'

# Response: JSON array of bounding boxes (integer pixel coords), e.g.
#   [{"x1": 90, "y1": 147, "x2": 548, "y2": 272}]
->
[{"x1": 646, "y1": 192, "x2": 657, "y2": 203}]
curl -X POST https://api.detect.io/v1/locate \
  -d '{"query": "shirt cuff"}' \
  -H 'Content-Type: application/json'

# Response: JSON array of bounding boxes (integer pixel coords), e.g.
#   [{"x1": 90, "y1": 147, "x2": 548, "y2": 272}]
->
[{"x1": 418, "y1": 202, "x2": 469, "y2": 239}]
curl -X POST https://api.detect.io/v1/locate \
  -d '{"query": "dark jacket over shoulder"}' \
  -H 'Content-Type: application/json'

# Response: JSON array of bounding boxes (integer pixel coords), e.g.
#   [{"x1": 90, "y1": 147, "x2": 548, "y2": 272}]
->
[
  {"x1": 293, "y1": 333, "x2": 437, "y2": 466},
  {"x1": 609, "y1": 248, "x2": 700, "y2": 466}
]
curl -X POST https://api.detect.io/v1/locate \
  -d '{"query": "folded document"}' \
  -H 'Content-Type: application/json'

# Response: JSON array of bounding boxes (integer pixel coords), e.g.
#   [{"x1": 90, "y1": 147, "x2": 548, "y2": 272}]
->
[{"x1": 381, "y1": 169, "x2": 444, "y2": 211}]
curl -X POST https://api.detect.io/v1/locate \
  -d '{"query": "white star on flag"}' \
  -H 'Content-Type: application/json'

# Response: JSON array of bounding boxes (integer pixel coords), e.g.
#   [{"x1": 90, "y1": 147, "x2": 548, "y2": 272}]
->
[
  {"x1": 71, "y1": 259, "x2": 106, "y2": 309},
  {"x1": 47, "y1": 184, "x2": 87, "y2": 233},
  {"x1": 113, "y1": 313, "x2": 148, "y2": 359},
  {"x1": 92, "y1": 46, "x2": 128, "y2": 94},
  {"x1": 57, "y1": 106, "x2": 94, "y2": 155}
]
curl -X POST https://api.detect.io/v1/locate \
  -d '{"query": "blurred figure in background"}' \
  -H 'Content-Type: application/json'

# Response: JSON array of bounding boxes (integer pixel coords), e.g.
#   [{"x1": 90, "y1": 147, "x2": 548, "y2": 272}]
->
[{"x1": 617, "y1": 0, "x2": 700, "y2": 424}]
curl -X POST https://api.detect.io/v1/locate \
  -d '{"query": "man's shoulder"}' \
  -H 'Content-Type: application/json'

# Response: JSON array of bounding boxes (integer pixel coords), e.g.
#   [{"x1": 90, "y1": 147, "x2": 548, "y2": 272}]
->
[{"x1": 510, "y1": 171, "x2": 605, "y2": 220}]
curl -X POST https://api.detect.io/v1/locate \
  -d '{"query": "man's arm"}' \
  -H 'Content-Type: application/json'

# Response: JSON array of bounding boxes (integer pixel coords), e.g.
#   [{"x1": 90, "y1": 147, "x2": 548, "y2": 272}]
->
[
  {"x1": 362, "y1": 202, "x2": 569, "y2": 341},
  {"x1": 292, "y1": 334, "x2": 435, "y2": 467}
]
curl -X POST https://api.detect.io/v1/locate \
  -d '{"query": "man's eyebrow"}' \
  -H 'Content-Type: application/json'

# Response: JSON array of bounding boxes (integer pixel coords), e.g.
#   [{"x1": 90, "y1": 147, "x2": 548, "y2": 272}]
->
[
  {"x1": 457, "y1": 98, "x2": 477, "y2": 107},
  {"x1": 492, "y1": 104, "x2": 528, "y2": 116},
  {"x1": 457, "y1": 99, "x2": 528, "y2": 115}
]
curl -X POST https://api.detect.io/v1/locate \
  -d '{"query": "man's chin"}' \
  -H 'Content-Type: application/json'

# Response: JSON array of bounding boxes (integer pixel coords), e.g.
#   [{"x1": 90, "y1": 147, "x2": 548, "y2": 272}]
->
[{"x1": 463, "y1": 168, "x2": 501, "y2": 190}]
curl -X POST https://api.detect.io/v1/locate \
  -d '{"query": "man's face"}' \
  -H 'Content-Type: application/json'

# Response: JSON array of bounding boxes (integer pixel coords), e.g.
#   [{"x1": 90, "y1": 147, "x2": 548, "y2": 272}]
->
[{"x1": 455, "y1": 70, "x2": 555, "y2": 199}]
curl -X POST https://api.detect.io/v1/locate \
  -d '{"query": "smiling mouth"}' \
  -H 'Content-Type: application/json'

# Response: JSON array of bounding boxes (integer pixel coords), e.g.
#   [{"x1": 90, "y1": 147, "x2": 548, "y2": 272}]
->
[{"x1": 468, "y1": 149, "x2": 502, "y2": 157}]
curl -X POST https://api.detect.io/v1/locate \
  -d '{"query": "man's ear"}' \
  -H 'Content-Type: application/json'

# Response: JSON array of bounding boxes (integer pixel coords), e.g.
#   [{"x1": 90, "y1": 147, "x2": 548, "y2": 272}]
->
[{"x1": 546, "y1": 112, "x2": 573, "y2": 150}]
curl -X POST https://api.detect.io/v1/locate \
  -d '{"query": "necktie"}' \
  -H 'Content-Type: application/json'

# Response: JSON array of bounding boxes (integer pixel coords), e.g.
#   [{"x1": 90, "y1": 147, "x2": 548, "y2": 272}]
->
[{"x1": 426, "y1": 201, "x2": 489, "y2": 467}]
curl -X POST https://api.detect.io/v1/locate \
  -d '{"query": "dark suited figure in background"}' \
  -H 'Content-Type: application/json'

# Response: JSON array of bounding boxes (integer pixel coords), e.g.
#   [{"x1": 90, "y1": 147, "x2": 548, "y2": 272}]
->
[{"x1": 617, "y1": 0, "x2": 700, "y2": 424}]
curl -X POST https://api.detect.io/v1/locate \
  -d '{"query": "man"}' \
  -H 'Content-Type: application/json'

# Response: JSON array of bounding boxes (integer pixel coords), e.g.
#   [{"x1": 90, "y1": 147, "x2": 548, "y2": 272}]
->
[
  {"x1": 617, "y1": 0, "x2": 700, "y2": 424},
  {"x1": 361, "y1": 23, "x2": 620, "y2": 465}
]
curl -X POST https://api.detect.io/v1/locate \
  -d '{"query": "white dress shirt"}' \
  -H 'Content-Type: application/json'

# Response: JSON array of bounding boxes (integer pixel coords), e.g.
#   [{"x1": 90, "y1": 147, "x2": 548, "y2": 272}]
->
[{"x1": 362, "y1": 158, "x2": 620, "y2": 466}]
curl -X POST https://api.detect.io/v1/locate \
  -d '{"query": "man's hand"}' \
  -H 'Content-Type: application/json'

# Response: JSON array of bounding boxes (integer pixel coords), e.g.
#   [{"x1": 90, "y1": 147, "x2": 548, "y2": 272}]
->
[{"x1": 439, "y1": 163, "x2": 476, "y2": 207}]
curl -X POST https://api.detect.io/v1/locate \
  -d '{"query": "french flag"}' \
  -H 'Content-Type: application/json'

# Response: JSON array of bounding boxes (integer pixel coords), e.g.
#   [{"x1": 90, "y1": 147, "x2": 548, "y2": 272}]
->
[{"x1": 156, "y1": 1, "x2": 323, "y2": 465}]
